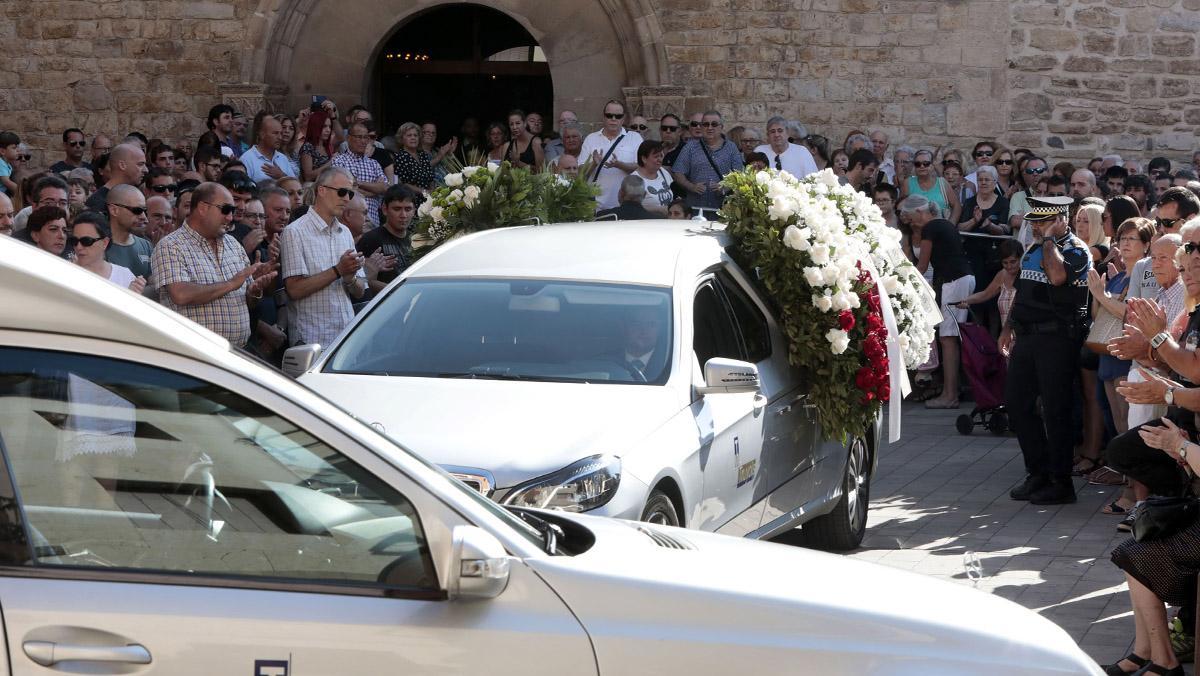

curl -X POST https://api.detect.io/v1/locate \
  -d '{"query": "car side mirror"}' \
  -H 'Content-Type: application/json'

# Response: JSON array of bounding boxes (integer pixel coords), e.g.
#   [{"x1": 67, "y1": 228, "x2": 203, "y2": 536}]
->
[
  {"x1": 448, "y1": 525, "x2": 511, "y2": 600},
  {"x1": 697, "y1": 357, "x2": 760, "y2": 395},
  {"x1": 281, "y1": 344, "x2": 321, "y2": 378}
]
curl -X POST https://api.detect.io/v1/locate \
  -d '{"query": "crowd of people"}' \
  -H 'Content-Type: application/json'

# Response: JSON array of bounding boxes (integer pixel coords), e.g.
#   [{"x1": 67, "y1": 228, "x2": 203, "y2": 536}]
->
[{"x1": 5, "y1": 97, "x2": 1200, "y2": 675}]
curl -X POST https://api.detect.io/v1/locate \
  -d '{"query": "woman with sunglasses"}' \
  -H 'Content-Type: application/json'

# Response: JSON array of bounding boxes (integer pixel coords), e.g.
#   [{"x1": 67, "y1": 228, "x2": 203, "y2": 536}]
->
[
  {"x1": 902, "y1": 149, "x2": 961, "y2": 224},
  {"x1": 993, "y1": 149, "x2": 1019, "y2": 198},
  {"x1": 506, "y1": 109, "x2": 544, "y2": 173},
  {"x1": 964, "y1": 141, "x2": 996, "y2": 192},
  {"x1": 70, "y1": 212, "x2": 145, "y2": 293}
]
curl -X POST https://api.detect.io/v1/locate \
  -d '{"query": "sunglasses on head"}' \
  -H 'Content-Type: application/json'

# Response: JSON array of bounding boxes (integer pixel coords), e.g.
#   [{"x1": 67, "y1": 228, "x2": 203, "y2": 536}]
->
[
  {"x1": 151, "y1": 184, "x2": 177, "y2": 194},
  {"x1": 67, "y1": 141, "x2": 87, "y2": 148},
  {"x1": 202, "y1": 201, "x2": 237, "y2": 215},
  {"x1": 111, "y1": 203, "x2": 147, "y2": 216},
  {"x1": 995, "y1": 159, "x2": 1014, "y2": 165},
  {"x1": 604, "y1": 113, "x2": 625, "y2": 120},
  {"x1": 1025, "y1": 166, "x2": 1047, "y2": 175},
  {"x1": 321, "y1": 185, "x2": 356, "y2": 201},
  {"x1": 629, "y1": 124, "x2": 648, "y2": 131},
  {"x1": 660, "y1": 125, "x2": 679, "y2": 132},
  {"x1": 974, "y1": 150, "x2": 994, "y2": 158},
  {"x1": 68, "y1": 235, "x2": 106, "y2": 248}
]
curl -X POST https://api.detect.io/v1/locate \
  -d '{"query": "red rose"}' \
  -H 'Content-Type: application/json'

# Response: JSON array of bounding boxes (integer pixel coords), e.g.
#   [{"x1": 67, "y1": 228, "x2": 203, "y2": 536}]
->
[
  {"x1": 866, "y1": 313, "x2": 885, "y2": 333},
  {"x1": 838, "y1": 310, "x2": 856, "y2": 332},
  {"x1": 855, "y1": 367, "x2": 874, "y2": 391}
]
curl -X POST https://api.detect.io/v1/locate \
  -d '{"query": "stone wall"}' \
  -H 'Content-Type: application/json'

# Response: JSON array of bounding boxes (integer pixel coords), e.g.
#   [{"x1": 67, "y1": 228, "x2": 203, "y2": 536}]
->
[{"x1": 3, "y1": 0, "x2": 1197, "y2": 169}]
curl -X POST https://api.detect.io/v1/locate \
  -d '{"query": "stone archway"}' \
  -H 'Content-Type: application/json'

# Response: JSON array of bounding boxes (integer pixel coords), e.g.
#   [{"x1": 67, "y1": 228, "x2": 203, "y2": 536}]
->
[{"x1": 252, "y1": 0, "x2": 670, "y2": 120}]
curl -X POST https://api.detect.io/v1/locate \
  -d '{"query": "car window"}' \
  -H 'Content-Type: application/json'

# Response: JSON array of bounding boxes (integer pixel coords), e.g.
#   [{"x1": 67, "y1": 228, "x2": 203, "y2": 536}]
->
[
  {"x1": 0, "y1": 348, "x2": 438, "y2": 593},
  {"x1": 715, "y1": 269, "x2": 771, "y2": 363},
  {"x1": 693, "y1": 281, "x2": 741, "y2": 368},
  {"x1": 326, "y1": 279, "x2": 673, "y2": 385}
]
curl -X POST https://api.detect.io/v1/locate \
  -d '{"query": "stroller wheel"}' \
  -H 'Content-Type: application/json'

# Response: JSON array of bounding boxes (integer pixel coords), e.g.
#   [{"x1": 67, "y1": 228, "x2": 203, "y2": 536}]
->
[
  {"x1": 988, "y1": 412, "x2": 1008, "y2": 436},
  {"x1": 955, "y1": 414, "x2": 974, "y2": 436}
]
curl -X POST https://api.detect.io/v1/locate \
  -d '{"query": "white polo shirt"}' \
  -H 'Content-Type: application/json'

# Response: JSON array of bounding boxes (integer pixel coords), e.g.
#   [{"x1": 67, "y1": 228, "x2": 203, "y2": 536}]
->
[{"x1": 754, "y1": 143, "x2": 819, "y2": 179}]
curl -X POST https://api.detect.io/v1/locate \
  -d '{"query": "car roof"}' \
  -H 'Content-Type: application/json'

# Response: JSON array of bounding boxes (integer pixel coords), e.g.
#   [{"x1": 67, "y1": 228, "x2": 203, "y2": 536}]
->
[
  {"x1": 407, "y1": 220, "x2": 730, "y2": 286},
  {"x1": 0, "y1": 235, "x2": 229, "y2": 360}
]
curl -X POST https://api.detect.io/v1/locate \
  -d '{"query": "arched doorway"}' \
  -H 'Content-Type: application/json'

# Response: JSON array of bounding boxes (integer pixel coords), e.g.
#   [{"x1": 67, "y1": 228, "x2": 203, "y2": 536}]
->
[{"x1": 371, "y1": 4, "x2": 554, "y2": 141}]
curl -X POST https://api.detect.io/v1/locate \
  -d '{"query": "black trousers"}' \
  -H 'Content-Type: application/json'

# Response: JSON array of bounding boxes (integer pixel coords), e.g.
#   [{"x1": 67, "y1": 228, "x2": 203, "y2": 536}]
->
[
  {"x1": 1005, "y1": 331, "x2": 1081, "y2": 479},
  {"x1": 1104, "y1": 421, "x2": 1191, "y2": 497}
]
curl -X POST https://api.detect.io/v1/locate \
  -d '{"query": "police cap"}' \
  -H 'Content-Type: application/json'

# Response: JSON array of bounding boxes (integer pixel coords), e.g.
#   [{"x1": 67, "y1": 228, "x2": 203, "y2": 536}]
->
[{"x1": 1024, "y1": 195, "x2": 1074, "y2": 222}]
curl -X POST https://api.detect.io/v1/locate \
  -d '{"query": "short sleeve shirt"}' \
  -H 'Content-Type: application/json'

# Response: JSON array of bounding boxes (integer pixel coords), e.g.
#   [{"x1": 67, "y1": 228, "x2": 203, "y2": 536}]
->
[
  {"x1": 356, "y1": 226, "x2": 411, "y2": 286},
  {"x1": 639, "y1": 168, "x2": 673, "y2": 214},
  {"x1": 753, "y1": 143, "x2": 818, "y2": 179},
  {"x1": 239, "y1": 146, "x2": 297, "y2": 184},
  {"x1": 105, "y1": 235, "x2": 154, "y2": 280},
  {"x1": 672, "y1": 139, "x2": 745, "y2": 209},
  {"x1": 580, "y1": 130, "x2": 643, "y2": 210},
  {"x1": 1125, "y1": 257, "x2": 1159, "y2": 301},
  {"x1": 332, "y1": 151, "x2": 386, "y2": 225},
  {"x1": 152, "y1": 224, "x2": 252, "y2": 345},
  {"x1": 280, "y1": 209, "x2": 363, "y2": 347},
  {"x1": 1011, "y1": 232, "x2": 1092, "y2": 325}
]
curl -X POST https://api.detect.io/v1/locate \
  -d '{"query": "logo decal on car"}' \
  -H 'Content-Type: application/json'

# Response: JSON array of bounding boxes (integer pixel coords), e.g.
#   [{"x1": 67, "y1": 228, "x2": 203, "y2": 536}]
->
[{"x1": 255, "y1": 658, "x2": 291, "y2": 676}]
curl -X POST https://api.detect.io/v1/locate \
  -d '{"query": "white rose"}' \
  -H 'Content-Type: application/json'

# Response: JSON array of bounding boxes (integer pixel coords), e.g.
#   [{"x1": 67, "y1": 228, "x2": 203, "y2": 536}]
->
[
  {"x1": 803, "y1": 266, "x2": 826, "y2": 287},
  {"x1": 882, "y1": 275, "x2": 901, "y2": 295},
  {"x1": 783, "y1": 225, "x2": 807, "y2": 250},
  {"x1": 826, "y1": 328, "x2": 850, "y2": 355},
  {"x1": 821, "y1": 266, "x2": 841, "y2": 286},
  {"x1": 463, "y1": 185, "x2": 481, "y2": 207},
  {"x1": 809, "y1": 244, "x2": 830, "y2": 266},
  {"x1": 417, "y1": 200, "x2": 432, "y2": 217},
  {"x1": 430, "y1": 206, "x2": 445, "y2": 223},
  {"x1": 462, "y1": 166, "x2": 480, "y2": 177},
  {"x1": 755, "y1": 171, "x2": 771, "y2": 185},
  {"x1": 768, "y1": 197, "x2": 795, "y2": 222},
  {"x1": 448, "y1": 189, "x2": 464, "y2": 203},
  {"x1": 831, "y1": 290, "x2": 853, "y2": 312},
  {"x1": 813, "y1": 293, "x2": 833, "y2": 312},
  {"x1": 445, "y1": 173, "x2": 464, "y2": 187}
]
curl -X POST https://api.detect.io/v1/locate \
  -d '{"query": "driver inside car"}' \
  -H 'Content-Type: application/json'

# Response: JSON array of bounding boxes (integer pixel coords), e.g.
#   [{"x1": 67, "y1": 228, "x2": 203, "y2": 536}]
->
[{"x1": 618, "y1": 305, "x2": 666, "y2": 382}]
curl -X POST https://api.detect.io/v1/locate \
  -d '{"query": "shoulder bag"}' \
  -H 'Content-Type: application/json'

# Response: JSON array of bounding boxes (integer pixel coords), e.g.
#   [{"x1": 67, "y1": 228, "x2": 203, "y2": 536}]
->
[
  {"x1": 1085, "y1": 288, "x2": 1126, "y2": 355},
  {"x1": 592, "y1": 134, "x2": 626, "y2": 182},
  {"x1": 1133, "y1": 495, "x2": 1200, "y2": 542}
]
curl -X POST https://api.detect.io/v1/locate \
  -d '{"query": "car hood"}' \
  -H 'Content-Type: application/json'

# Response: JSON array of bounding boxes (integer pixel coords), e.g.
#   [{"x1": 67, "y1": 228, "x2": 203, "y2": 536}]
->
[
  {"x1": 300, "y1": 373, "x2": 684, "y2": 489},
  {"x1": 528, "y1": 513, "x2": 1101, "y2": 675}
]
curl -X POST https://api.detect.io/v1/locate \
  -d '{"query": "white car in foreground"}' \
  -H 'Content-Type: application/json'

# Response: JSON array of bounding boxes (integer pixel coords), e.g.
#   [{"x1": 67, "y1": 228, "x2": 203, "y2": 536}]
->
[
  {"x1": 0, "y1": 237, "x2": 1099, "y2": 674},
  {"x1": 291, "y1": 220, "x2": 876, "y2": 549}
]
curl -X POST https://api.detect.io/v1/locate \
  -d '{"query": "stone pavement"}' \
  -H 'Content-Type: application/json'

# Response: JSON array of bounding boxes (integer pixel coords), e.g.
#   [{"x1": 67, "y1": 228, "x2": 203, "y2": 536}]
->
[{"x1": 847, "y1": 401, "x2": 1146, "y2": 668}]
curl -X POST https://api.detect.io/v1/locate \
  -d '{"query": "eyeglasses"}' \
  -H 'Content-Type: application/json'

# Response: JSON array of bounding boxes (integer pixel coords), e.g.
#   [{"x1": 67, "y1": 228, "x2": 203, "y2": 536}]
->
[
  {"x1": 1118, "y1": 235, "x2": 1144, "y2": 244},
  {"x1": 38, "y1": 198, "x2": 69, "y2": 208},
  {"x1": 660, "y1": 125, "x2": 679, "y2": 132},
  {"x1": 202, "y1": 201, "x2": 237, "y2": 215},
  {"x1": 700, "y1": 121, "x2": 720, "y2": 128},
  {"x1": 604, "y1": 113, "x2": 625, "y2": 120},
  {"x1": 111, "y1": 203, "x2": 147, "y2": 216},
  {"x1": 348, "y1": 133, "x2": 371, "y2": 140},
  {"x1": 67, "y1": 141, "x2": 87, "y2": 148},
  {"x1": 995, "y1": 159, "x2": 1014, "y2": 166},
  {"x1": 689, "y1": 121, "x2": 702, "y2": 128},
  {"x1": 629, "y1": 124, "x2": 648, "y2": 131},
  {"x1": 913, "y1": 161, "x2": 932, "y2": 168},
  {"x1": 974, "y1": 150, "x2": 994, "y2": 158},
  {"x1": 1025, "y1": 167, "x2": 1047, "y2": 175},
  {"x1": 1159, "y1": 218, "x2": 1182, "y2": 229},
  {"x1": 1184, "y1": 242, "x2": 1200, "y2": 255},
  {"x1": 68, "y1": 235, "x2": 106, "y2": 248},
  {"x1": 319, "y1": 185, "x2": 356, "y2": 200},
  {"x1": 244, "y1": 212, "x2": 266, "y2": 221},
  {"x1": 150, "y1": 184, "x2": 177, "y2": 194},
  {"x1": 16, "y1": 154, "x2": 30, "y2": 161}
]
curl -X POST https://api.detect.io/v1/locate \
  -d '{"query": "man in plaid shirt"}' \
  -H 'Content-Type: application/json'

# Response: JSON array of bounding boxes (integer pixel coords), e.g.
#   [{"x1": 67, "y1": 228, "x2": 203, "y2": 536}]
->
[
  {"x1": 332, "y1": 121, "x2": 389, "y2": 226},
  {"x1": 152, "y1": 183, "x2": 278, "y2": 346}
]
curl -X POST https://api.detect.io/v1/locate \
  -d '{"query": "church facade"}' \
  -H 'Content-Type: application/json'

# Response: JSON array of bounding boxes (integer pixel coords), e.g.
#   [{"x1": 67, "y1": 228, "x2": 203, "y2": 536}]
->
[{"x1": 9, "y1": 0, "x2": 1199, "y2": 163}]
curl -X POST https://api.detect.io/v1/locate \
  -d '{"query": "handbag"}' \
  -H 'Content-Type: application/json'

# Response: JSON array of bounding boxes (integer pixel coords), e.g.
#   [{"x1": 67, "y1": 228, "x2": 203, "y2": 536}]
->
[
  {"x1": 1085, "y1": 295, "x2": 1125, "y2": 355},
  {"x1": 1133, "y1": 496, "x2": 1200, "y2": 542}
]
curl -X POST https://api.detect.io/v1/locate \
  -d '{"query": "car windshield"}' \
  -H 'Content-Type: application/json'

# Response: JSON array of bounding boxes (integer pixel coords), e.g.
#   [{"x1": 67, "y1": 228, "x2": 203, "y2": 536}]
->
[{"x1": 326, "y1": 278, "x2": 673, "y2": 385}]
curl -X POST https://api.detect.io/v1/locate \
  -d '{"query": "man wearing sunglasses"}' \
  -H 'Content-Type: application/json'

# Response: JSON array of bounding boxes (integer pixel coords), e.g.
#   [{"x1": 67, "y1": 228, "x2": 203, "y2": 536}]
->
[
  {"x1": 658, "y1": 114, "x2": 685, "y2": 170},
  {"x1": 582, "y1": 100, "x2": 643, "y2": 211},
  {"x1": 281, "y1": 166, "x2": 366, "y2": 348},
  {"x1": 143, "y1": 168, "x2": 178, "y2": 203},
  {"x1": 153, "y1": 182, "x2": 278, "y2": 347},
  {"x1": 49, "y1": 128, "x2": 91, "y2": 174},
  {"x1": 104, "y1": 184, "x2": 154, "y2": 282},
  {"x1": 672, "y1": 110, "x2": 743, "y2": 215}
]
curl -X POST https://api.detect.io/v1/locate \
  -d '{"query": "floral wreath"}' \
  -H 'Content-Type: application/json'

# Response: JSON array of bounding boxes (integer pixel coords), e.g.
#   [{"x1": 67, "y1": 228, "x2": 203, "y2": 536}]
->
[{"x1": 720, "y1": 168, "x2": 940, "y2": 442}]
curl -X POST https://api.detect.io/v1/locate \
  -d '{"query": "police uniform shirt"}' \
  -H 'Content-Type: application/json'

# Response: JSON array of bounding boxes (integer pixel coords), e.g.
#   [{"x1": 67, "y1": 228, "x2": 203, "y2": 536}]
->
[{"x1": 1010, "y1": 231, "x2": 1092, "y2": 325}]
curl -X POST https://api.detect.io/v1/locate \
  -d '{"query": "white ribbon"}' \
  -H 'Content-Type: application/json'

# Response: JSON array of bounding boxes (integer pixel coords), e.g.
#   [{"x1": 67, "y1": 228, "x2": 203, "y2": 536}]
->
[{"x1": 859, "y1": 255, "x2": 911, "y2": 443}]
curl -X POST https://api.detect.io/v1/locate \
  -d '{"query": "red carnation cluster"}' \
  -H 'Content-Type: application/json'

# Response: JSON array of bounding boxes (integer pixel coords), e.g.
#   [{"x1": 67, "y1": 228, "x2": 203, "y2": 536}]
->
[{"x1": 855, "y1": 284, "x2": 890, "y2": 404}]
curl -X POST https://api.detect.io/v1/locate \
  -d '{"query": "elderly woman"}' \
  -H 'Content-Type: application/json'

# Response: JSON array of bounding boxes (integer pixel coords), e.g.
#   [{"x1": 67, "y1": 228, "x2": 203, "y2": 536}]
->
[
  {"x1": 901, "y1": 194, "x2": 974, "y2": 409},
  {"x1": 394, "y1": 122, "x2": 436, "y2": 199},
  {"x1": 903, "y1": 149, "x2": 961, "y2": 224},
  {"x1": 25, "y1": 205, "x2": 67, "y2": 257},
  {"x1": 634, "y1": 140, "x2": 673, "y2": 216},
  {"x1": 1104, "y1": 223, "x2": 1200, "y2": 676},
  {"x1": 958, "y1": 165, "x2": 1009, "y2": 236}
]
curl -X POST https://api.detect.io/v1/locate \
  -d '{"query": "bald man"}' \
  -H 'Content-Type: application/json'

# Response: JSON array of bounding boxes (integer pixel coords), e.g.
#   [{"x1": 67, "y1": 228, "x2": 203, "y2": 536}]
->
[
  {"x1": 86, "y1": 143, "x2": 148, "y2": 211},
  {"x1": 105, "y1": 183, "x2": 153, "y2": 279},
  {"x1": 0, "y1": 193, "x2": 13, "y2": 236},
  {"x1": 1070, "y1": 169, "x2": 1098, "y2": 201},
  {"x1": 146, "y1": 195, "x2": 175, "y2": 245},
  {"x1": 341, "y1": 193, "x2": 369, "y2": 242}
]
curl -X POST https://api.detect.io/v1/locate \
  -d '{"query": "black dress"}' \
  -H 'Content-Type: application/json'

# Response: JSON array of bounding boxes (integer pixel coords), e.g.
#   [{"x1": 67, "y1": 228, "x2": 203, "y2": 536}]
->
[
  {"x1": 1112, "y1": 519, "x2": 1200, "y2": 606},
  {"x1": 395, "y1": 149, "x2": 435, "y2": 192}
]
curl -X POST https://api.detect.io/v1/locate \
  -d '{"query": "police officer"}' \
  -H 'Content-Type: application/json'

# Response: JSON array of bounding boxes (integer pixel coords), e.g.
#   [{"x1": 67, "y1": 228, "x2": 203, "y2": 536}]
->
[{"x1": 999, "y1": 195, "x2": 1091, "y2": 504}]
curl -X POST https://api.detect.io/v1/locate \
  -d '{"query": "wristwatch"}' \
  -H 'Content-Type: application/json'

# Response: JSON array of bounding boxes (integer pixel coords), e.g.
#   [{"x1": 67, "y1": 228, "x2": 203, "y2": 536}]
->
[
  {"x1": 1181, "y1": 442, "x2": 1189, "y2": 460},
  {"x1": 1166, "y1": 385, "x2": 1176, "y2": 406},
  {"x1": 1150, "y1": 332, "x2": 1171, "y2": 349}
]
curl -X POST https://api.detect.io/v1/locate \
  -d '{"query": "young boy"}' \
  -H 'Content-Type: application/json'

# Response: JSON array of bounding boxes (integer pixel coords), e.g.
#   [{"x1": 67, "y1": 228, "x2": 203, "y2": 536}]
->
[{"x1": 0, "y1": 132, "x2": 20, "y2": 196}]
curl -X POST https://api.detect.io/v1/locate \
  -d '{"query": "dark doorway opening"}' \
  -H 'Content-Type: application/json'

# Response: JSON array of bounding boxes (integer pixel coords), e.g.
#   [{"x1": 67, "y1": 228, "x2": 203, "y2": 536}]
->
[{"x1": 372, "y1": 4, "x2": 553, "y2": 148}]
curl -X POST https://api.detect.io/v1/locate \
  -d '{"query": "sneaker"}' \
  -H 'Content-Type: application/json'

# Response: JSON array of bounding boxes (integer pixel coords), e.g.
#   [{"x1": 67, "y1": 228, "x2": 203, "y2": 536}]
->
[
  {"x1": 1010, "y1": 475, "x2": 1047, "y2": 501},
  {"x1": 1030, "y1": 478, "x2": 1077, "y2": 505},
  {"x1": 1117, "y1": 508, "x2": 1137, "y2": 533},
  {"x1": 1170, "y1": 616, "x2": 1195, "y2": 663}
]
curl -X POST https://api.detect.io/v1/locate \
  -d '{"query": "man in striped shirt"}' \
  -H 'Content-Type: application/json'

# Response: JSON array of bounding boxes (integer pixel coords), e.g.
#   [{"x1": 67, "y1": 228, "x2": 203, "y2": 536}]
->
[{"x1": 332, "y1": 121, "x2": 388, "y2": 226}]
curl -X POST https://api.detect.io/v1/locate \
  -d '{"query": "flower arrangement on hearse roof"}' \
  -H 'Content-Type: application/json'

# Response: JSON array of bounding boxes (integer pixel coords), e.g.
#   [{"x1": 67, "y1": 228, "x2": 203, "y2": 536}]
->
[
  {"x1": 719, "y1": 168, "x2": 941, "y2": 442},
  {"x1": 415, "y1": 160, "x2": 598, "y2": 246}
]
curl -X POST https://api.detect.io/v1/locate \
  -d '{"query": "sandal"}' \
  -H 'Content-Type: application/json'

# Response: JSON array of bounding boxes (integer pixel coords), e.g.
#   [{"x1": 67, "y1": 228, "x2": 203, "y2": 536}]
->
[
  {"x1": 1102, "y1": 499, "x2": 1134, "y2": 515},
  {"x1": 1073, "y1": 457, "x2": 1103, "y2": 476},
  {"x1": 1141, "y1": 663, "x2": 1183, "y2": 675},
  {"x1": 1088, "y1": 466, "x2": 1127, "y2": 486},
  {"x1": 1102, "y1": 654, "x2": 1148, "y2": 675}
]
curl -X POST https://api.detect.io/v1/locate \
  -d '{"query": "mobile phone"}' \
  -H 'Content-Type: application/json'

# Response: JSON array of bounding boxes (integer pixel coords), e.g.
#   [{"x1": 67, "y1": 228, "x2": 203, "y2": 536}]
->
[{"x1": 311, "y1": 95, "x2": 327, "y2": 105}]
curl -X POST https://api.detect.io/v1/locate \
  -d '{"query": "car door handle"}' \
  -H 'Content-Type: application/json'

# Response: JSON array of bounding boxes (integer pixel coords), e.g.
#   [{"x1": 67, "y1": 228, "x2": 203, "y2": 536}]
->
[
  {"x1": 753, "y1": 393, "x2": 768, "y2": 410},
  {"x1": 23, "y1": 641, "x2": 152, "y2": 667}
]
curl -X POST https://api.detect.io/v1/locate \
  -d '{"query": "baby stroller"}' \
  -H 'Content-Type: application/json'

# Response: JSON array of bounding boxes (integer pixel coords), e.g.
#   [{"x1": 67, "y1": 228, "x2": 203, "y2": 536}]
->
[{"x1": 955, "y1": 314, "x2": 1009, "y2": 436}]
